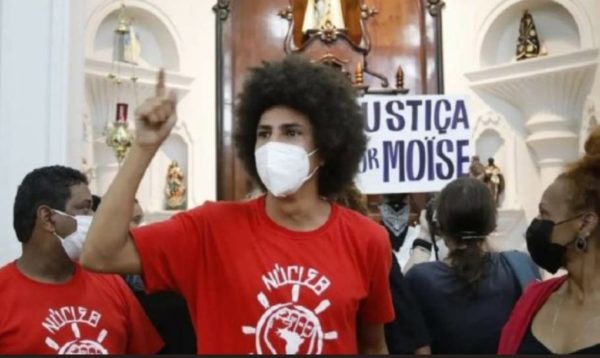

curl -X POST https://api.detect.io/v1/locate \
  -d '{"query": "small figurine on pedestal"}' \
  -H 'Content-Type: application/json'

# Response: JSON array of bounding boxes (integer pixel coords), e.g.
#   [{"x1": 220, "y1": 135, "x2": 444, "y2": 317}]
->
[
  {"x1": 114, "y1": 4, "x2": 142, "y2": 65},
  {"x1": 123, "y1": 21, "x2": 142, "y2": 65},
  {"x1": 165, "y1": 161, "x2": 187, "y2": 210},
  {"x1": 302, "y1": 0, "x2": 346, "y2": 34},
  {"x1": 469, "y1": 156, "x2": 486, "y2": 181},
  {"x1": 484, "y1": 157, "x2": 505, "y2": 207},
  {"x1": 516, "y1": 10, "x2": 544, "y2": 61}
]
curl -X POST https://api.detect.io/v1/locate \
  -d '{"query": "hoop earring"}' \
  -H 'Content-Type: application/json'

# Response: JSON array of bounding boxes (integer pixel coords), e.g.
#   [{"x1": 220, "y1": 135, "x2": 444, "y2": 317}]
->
[{"x1": 575, "y1": 235, "x2": 588, "y2": 252}]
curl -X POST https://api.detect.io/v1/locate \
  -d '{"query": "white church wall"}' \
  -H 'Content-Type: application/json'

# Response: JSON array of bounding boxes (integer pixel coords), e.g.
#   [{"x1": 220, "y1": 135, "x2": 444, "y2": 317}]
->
[
  {"x1": 0, "y1": 0, "x2": 217, "y2": 265},
  {"x1": 444, "y1": 0, "x2": 600, "y2": 250},
  {"x1": 83, "y1": 0, "x2": 217, "y2": 219},
  {"x1": 0, "y1": 0, "x2": 86, "y2": 265}
]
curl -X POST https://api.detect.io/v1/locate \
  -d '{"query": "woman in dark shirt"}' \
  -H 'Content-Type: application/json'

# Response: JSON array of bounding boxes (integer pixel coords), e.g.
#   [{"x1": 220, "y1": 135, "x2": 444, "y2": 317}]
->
[{"x1": 405, "y1": 177, "x2": 537, "y2": 354}]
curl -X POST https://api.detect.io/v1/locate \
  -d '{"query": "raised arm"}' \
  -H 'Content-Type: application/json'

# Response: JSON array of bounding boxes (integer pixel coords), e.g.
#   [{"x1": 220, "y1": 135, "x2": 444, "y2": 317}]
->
[{"x1": 80, "y1": 70, "x2": 177, "y2": 274}]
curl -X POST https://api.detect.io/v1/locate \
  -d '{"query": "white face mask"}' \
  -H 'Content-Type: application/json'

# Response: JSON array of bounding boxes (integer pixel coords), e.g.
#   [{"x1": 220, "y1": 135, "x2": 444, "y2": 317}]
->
[
  {"x1": 53, "y1": 210, "x2": 93, "y2": 261},
  {"x1": 255, "y1": 142, "x2": 319, "y2": 197}
]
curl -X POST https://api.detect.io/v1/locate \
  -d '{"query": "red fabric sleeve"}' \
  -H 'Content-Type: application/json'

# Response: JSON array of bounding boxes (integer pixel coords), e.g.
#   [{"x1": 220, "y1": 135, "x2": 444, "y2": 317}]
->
[
  {"x1": 358, "y1": 226, "x2": 395, "y2": 324},
  {"x1": 114, "y1": 277, "x2": 164, "y2": 354},
  {"x1": 131, "y1": 205, "x2": 207, "y2": 296}
]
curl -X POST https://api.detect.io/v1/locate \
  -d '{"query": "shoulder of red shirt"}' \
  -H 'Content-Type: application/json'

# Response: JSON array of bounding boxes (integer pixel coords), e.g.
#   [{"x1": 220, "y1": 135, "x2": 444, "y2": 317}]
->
[
  {"x1": 174, "y1": 198, "x2": 254, "y2": 220},
  {"x1": 0, "y1": 261, "x2": 15, "y2": 283},
  {"x1": 135, "y1": 196, "x2": 389, "y2": 247},
  {"x1": 335, "y1": 203, "x2": 388, "y2": 237}
]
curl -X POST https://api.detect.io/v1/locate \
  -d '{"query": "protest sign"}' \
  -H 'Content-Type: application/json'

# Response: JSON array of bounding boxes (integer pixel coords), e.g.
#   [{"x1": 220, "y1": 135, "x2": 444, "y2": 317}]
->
[{"x1": 355, "y1": 95, "x2": 472, "y2": 194}]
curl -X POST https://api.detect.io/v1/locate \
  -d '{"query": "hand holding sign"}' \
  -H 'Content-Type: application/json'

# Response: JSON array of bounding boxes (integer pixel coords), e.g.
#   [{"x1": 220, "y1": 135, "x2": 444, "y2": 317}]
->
[{"x1": 134, "y1": 69, "x2": 178, "y2": 149}]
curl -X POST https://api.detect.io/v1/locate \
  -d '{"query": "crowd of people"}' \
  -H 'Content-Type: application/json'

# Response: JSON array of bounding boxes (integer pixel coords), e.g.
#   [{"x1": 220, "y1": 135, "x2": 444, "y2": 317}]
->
[{"x1": 1, "y1": 56, "x2": 599, "y2": 355}]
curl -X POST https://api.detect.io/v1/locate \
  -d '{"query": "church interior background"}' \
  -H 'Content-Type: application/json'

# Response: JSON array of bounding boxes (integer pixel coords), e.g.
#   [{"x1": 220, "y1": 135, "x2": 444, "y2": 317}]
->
[{"x1": 0, "y1": 0, "x2": 599, "y2": 265}]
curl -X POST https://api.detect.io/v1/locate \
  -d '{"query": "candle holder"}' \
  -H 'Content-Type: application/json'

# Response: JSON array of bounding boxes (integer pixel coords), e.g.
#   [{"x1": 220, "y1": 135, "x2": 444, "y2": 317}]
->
[
  {"x1": 105, "y1": 1, "x2": 139, "y2": 163},
  {"x1": 106, "y1": 103, "x2": 134, "y2": 163}
]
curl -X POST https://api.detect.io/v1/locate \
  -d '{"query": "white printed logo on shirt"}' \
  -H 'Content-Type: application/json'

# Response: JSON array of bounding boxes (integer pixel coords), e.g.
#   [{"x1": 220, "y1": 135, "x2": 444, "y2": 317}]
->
[
  {"x1": 241, "y1": 264, "x2": 338, "y2": 354},
  {"x1": 41, "y1": 306, "x2": 108, "y2": 355}
]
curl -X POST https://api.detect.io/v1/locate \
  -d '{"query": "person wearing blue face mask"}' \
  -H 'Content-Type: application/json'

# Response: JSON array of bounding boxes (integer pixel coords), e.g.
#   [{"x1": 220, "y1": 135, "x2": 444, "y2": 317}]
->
[
  {"x1": 0, "y1": 166, "x2": 163, "y2": 354},
  {"x1": 81, "y1": 56, "x2": 394, "y2": 354},
  {"x1": 499, "y1": 126, "x2": 600, "y2": 354}
]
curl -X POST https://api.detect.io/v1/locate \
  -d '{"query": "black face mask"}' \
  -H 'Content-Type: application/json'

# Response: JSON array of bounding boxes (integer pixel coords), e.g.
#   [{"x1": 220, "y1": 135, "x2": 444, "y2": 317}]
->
[{"x1": 525, "y1": 216, "x2": 582, "y2": 274}]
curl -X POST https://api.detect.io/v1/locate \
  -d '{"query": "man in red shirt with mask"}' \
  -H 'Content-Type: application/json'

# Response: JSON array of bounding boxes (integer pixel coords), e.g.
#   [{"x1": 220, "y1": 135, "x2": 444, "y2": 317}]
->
[
  {"x1": 81, "y1": 56, "x2": 394, "y2": 354},
  {"x1": 0, "y1": 165, "x2": 163, "y2": 354}
]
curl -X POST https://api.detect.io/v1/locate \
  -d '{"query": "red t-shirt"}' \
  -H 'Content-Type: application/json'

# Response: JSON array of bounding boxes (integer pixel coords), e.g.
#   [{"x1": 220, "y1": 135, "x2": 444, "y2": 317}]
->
[
  {"x1": 0, "y1": 262, "x2": 163, "y2": 354},
  {"x1": 132, "y1": 196, "x2": 394, "y2": 354}
]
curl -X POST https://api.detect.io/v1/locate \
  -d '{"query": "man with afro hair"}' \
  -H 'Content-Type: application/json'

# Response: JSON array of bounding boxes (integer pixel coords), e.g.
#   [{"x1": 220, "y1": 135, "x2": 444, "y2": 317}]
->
[{"x1": 81, "y1": 56, "x2": 394, "y2": 354}]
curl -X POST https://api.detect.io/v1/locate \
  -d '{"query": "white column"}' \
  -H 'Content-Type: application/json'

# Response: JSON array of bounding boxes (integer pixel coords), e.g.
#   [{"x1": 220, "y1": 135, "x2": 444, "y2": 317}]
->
[
  {"x1": 0, "y1": 0, "x2": 85, "y2": 265},
  {"x1": 526, "y1": 112, "x2": 579, "y2": 190}
]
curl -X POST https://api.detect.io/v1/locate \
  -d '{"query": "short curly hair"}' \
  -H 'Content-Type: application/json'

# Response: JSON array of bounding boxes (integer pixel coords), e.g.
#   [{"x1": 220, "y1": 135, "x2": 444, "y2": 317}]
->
[{"x1": 234, "y1": 56, "x2": 367, "y2": 198}]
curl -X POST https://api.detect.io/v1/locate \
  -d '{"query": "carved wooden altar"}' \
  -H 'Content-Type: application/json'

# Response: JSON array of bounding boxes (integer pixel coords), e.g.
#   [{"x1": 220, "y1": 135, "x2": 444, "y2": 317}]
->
[{"x1": 214, "y1": 0, "x2": 445, "y2": 217}]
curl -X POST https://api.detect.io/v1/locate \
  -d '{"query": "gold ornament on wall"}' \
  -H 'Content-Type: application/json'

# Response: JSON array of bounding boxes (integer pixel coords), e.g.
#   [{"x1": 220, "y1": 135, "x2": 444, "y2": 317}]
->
[
  {"x1": 354, "y1": 61, "x2": 364, "y2": 86},
  {"x1": 105, "y1": 1, "x2": 140, "y2": 163},
  {"x1": 106, "y1": 103, "x2": 134, "y2": 162}
]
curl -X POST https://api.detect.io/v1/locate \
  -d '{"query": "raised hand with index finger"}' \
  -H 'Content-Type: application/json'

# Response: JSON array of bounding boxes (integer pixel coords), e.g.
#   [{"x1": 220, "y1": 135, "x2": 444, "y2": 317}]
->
[{"x1": 134, "y1": 69, "x2": 178, "y2": 149}]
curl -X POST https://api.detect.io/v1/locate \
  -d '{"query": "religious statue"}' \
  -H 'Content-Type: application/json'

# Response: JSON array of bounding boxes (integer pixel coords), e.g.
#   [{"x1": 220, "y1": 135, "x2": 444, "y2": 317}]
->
[
  {"x1": 165, "y1": 161, "x2": 187, "y2": 210},
  {"x1": 302, "y1": 0, "x2": 346, "y2": 34},
  {"x1": 516, "y1": 10, "x2": 542, "y2": 61},
  {"x1": 123, "y1": 21, "x2": 142, "y2": 65},
  {"x1": 484, "y1": 158, "x2": 505, "y2": 207},
  {"x1": 469, "y1": 155, "x2": 486, "y2": 181},
  {"x1": 114, "y1": 5, "x2": 142, "y2": 65}
]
